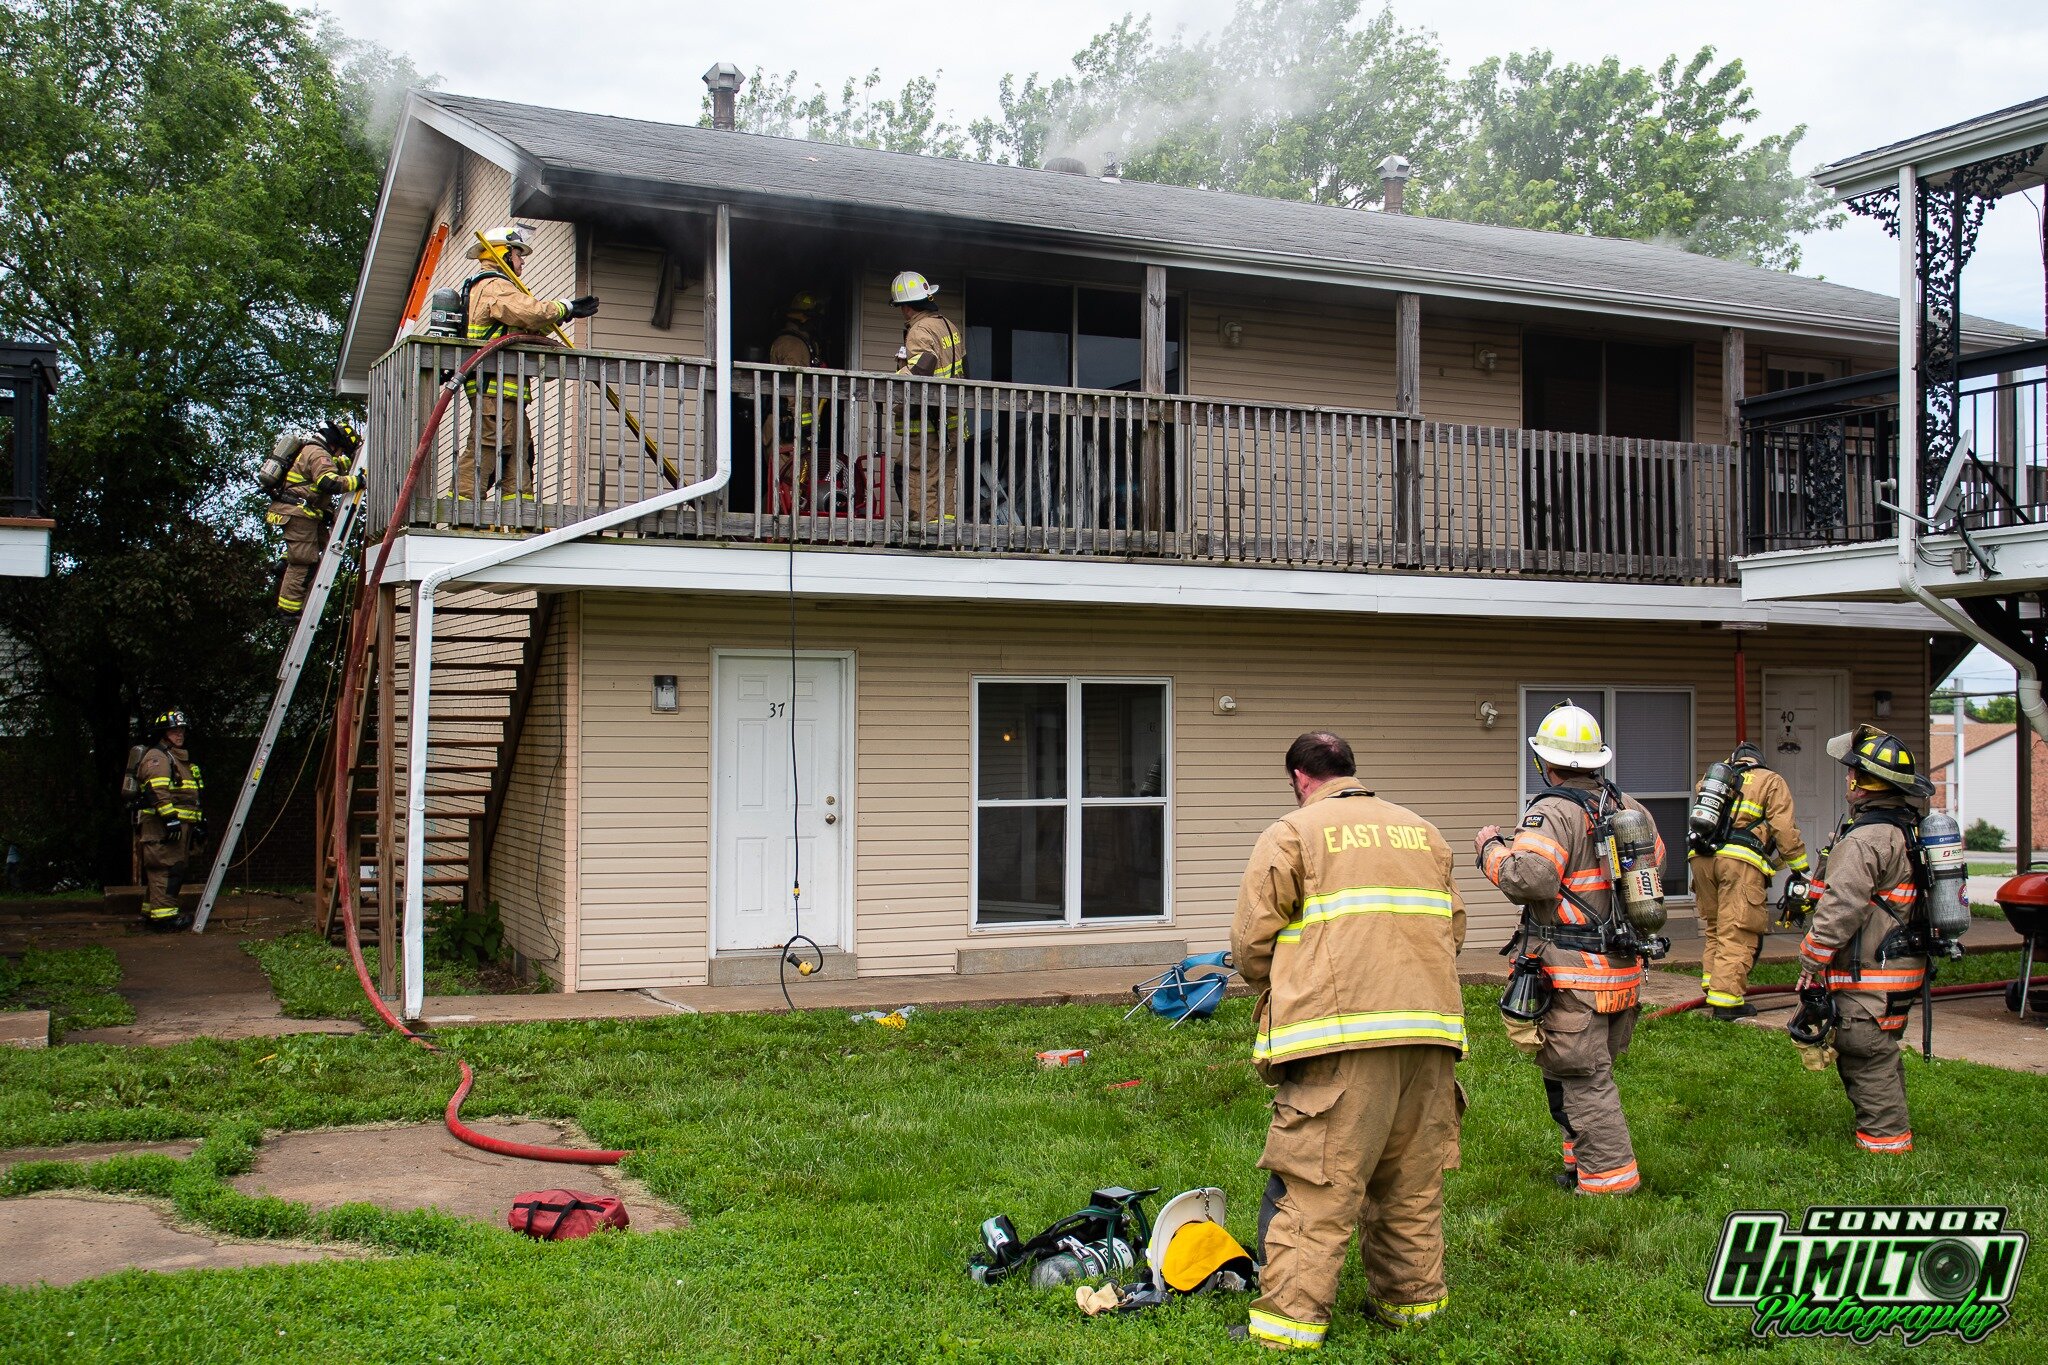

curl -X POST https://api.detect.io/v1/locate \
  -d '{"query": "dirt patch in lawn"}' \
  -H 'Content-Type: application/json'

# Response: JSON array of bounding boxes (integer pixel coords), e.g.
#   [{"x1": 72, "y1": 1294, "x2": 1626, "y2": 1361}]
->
[
  {"x1": 229, "y1": 1120, "x2": 685, "y2": 1231},
  {"x1": 0, "y1": 1138, "x2": 200, "y2": 1170},
  {"x1": 0, "y1": 1193, "x2": 350, "y2": 1287}
]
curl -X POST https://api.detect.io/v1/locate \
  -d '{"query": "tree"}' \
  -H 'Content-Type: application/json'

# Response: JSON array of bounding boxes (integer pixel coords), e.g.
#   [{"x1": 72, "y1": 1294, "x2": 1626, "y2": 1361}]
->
[
  {"x1": 971, "y1": 3, "x2": 1455, "y2": 209},
  {"x1": 0, "y1": 0, "x2": 418, "y2": 882},
  {"x1": 1427, "y1": 47, "x2": 1838, "y2": 270},
  {"x1": 714, "y1": 67, "x2": 969, "y2": 158},
  {"x1": 1968, "y1": 695, "x2": 2019, "y2": 724}
]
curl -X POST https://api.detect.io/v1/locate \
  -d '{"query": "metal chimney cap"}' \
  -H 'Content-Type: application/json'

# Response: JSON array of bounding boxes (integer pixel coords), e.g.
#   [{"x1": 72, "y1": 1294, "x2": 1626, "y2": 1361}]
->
[
  {"x1": 1377, "y1": 154, "x2": 1413, "y2": 182},
  {"x1": 703, "y1": 62, "x2": 745, "y2": 93}
]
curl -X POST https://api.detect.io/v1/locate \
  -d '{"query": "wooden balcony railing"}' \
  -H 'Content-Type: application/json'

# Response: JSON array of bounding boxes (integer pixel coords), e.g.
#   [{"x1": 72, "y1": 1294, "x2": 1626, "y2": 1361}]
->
[{"x1": 367, "y1": 338, "x2": 1739, "y2": 583}]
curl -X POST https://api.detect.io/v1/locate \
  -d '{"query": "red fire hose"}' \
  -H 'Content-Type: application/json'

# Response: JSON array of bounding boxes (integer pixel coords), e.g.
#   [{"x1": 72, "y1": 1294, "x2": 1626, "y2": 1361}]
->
[
  {"x1": 328, "y1": 334, "x2": 625, "y2": 1165},
  {"x1": 1647, "y1": 974, "x2": 2048, "y2": 1022}
]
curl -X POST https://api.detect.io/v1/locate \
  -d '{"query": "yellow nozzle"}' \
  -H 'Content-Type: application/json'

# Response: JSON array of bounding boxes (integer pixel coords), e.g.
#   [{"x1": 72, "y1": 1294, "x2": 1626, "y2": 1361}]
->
[{"x1": 798, "y1": 961, "x2": 816, "y2": 977}]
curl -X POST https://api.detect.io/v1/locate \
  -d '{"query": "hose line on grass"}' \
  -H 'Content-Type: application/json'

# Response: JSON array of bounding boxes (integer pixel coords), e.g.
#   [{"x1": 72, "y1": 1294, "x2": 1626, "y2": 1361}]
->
[
  {"x1": 1644, "y1": 974, "x2": 2048, "y2": 1023},
  {"x1": 327, "y1": 333, "x2": 625, "y2": 1166}
]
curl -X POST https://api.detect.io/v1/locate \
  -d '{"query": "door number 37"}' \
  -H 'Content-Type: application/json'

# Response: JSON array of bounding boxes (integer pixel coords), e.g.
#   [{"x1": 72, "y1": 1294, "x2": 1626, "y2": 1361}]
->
[{"x1": 767, "y1": 701, "x2": 786, "y2": 717}]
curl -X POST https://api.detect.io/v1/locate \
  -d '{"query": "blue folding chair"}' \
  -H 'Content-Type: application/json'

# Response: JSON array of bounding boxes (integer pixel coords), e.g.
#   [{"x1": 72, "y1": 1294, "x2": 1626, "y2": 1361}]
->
[{"x1": 1125, "y1": 951, "x2": 1236, "y2": 1027}]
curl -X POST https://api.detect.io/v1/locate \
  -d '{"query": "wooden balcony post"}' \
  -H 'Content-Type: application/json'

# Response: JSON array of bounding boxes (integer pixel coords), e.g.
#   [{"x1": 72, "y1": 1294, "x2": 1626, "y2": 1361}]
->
[
  {"x1": 1393, "y1": 294, "x2": 1423, "y2": 560},
  {"x1": 1724, "y1": 326, "x2": 1747, "y2": 557},
  {"x1": 1141, "y1": 265, "x2": 1168, "y2": 534}
]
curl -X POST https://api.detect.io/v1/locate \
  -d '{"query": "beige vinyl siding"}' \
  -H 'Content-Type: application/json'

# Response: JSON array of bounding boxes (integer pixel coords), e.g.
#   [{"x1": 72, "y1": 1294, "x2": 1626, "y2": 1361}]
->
[
  {"x1": 568, "y1": 595, "x2": 1929, "y2": 987},
  {"x1": 1185, "y1": 290, "x2": 1396, "y2": 410},
  {"x1": 588, "y1": 244, "x2": 706, "y2": 357},
  {"x1": 487, "y1": 598, "x2": 574, "y2": 981},
  {"x1": 1420, "y1": 315, "x2": 1521, "y2": 427}
]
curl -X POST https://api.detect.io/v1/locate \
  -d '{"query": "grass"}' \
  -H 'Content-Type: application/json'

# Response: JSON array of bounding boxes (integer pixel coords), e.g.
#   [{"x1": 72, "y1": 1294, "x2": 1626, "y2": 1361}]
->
[
  {"x1": 1, "y1": 991, "x2": 2045, "y2": 1362},
  {"x1": 0, "y1": 945, "x2": 134, "y2": 1038},
  {"x1": 241, "y1": 934, "x2": 527, "y2": 1023}
]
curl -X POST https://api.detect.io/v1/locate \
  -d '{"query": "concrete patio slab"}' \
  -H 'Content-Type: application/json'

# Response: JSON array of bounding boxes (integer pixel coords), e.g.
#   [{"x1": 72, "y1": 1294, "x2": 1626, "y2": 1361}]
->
[
  {"x1": 0, "y1": 1194, "x2": 346, "y2": 1287},
  {"x1": 0, "y1": 1010, "x2": 49, "y2": 1048},
  {"x1": 0, "y1": 1139, "x2": 200, "y2": 1170}
]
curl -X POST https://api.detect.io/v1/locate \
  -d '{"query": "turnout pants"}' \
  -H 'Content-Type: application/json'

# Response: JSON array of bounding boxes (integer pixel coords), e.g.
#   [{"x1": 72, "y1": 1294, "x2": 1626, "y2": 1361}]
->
[
  {"x1": 275, "y1": 515, "x2": 325, "y2": 613},
  {"x1": 138, "y1": 827, "x2": 191, "y2": 923},
  {"x1": 1249, "y1": 1044, "x2": 1459, "y2": 1348},
  {"x1": 1834, "y1": 994, "x2": 1912, "y2": 1152},
  {"x1": 896, "y1": 423, "x2": 958, "y2": 524},
  {"x1": 1692, "y1": 856, "x2": 1769, "y2": 1006},
  {"x1": 1539, "y1": 990, "x2": 1640, "y2": 1194},
  {"x1": 453, "y1": 393, "x2": 536, "y2": 500}
]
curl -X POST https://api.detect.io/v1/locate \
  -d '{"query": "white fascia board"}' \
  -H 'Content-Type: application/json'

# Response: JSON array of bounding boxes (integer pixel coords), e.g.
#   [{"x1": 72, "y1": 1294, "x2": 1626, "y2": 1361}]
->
[
  {"x1": 1820, "y1": 107, "x2": 2048, "y2": 201},
  {"x1": 0, "y1": 525, "x2": 52, "y2": 578},
  {"x1": 1740, "y1": 523, "x2": 2048, "y2": 603},
  {"x1": 387, "y1": 532, "x2": 1944, "y2": 633}
]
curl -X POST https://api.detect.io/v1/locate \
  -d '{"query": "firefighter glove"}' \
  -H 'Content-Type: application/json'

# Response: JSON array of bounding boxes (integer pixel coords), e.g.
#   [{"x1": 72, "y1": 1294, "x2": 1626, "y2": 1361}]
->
[
  {"x1": 161, "y1": 818, "x2": 184, "y2": 836},
  {"x1": 563, "y1": 295, "x2": 600, "y2": 319}
]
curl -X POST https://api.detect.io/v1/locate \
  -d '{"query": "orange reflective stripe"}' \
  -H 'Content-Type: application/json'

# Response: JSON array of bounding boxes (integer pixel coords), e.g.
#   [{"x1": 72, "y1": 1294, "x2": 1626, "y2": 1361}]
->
[
  {"x1": 1577, "y1": 1160, "x2": 1640, "y2": 1193},
  {"x1": 1798, "y1": 934, "x2": 1834, "y2": 971},
  {"x1": 1481, "y1": 841, "x2": 1511, "y2": 881},
  {"x1": 1564, "y1": 869, "x2": 1610, "y2": 892},
  {"x1": 1827, "y1": 966, "x2": 1925, "y2": 992},
  {"x1": 1543, "y1": 962, "x2": 1642, "y2": 991},
  {"x1": 1509, "y1": 831, "x2": 1569, "y2": 874},
  {"x1": 1556, "y1": 899, "x2": 1591, "y2": 926},
  {"x1": 1855, "y1": 1130, "x2": 1912, "y2": 1153}
]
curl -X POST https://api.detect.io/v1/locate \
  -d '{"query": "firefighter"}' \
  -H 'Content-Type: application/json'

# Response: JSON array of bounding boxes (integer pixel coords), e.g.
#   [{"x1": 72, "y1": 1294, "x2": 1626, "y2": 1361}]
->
[
  {"x1": 1231, "y1": 731, "x2": 1466, "y2": 1348},
  {"x1": 890, "y1": 271, "x2": 966, "y2": 524},
  {"x1": 1476, "y1": 701, "x2": 1662, "y2": 1196},
  {"x1": 1691, "y1": 742, "x2": 1809, "y2": 1019},
  {"x1": 1795, "y1": 725, "x2": 1932, "y2": 1154},
  {"x1": 768, "y1": 291, "x2": 826, "y2": 371},
  {"x1": 133, "y1": 709, "x2": 203, "y2": 930},
  {"x1": 267, "y1": 421, "x2": 363, "y2": 615},
  {"x1": 452, "y1": 224, "x2": 599, "y2": 502},
  {"x1": 764, "y1": 291, "x2": 827, "y2": 509}
]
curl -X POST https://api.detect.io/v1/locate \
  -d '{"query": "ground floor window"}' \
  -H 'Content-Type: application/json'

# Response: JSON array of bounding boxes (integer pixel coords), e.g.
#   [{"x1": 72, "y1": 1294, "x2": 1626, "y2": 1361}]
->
[
  {"x1": 974, "y1": 678, "x2": 1169, "y2": 926},
  {"x1": 1520, "y1": 686, "x2": 1694, "y2": 897}
]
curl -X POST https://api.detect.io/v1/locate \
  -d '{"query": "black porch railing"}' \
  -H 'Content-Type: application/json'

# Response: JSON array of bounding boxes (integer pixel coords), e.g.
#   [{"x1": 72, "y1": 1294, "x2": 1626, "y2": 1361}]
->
[
  {"x1": 1741, "y1": 339, "x2": 2048, "y2": 555},
  {"x1": 0, "y1": 342, "x2": 58, "y2": 521},
  {"x1": 367, "y1": 337, "x2": 1739, "y2": 583}
]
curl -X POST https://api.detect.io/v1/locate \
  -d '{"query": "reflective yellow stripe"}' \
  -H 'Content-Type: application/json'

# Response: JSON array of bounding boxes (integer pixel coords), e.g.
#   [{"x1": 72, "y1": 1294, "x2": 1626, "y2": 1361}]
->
[
  {"x1": 1247, "y1": 1308, "x2": 1327, "y2": 1348},
  {"x1": 1371, "y1": 1294, "x2": 1447, "y2": 1323},
  {"x1": 1715, "y1": 843, "x2": 1776, "y2": 876},
  {"x1": 1705, "y1": 988, "x2": 1745, "y2": 1007},
  {"x1": 1255, "y1": 1009, "x2": 1466, "y2": 1061},
  {"x1": 1784, "y1": 850, "x2": 1811, "y2": 873},
  {"x1": 1733, "y1": 800, "x2": 1766, "y2": 819},
  {"x1": 1275, "y1": 886, "x2": 1454, "y2": 943}
]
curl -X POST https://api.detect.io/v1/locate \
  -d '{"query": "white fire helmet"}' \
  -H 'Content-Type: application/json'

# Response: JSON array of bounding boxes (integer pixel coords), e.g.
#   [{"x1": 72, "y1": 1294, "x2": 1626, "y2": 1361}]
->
[
  {"x1": 890, "y1": 270, "x2": 939, "y2": 304},
  {"x1": 1528, "y1": 700, "x2": 1612, "y2": 770}
]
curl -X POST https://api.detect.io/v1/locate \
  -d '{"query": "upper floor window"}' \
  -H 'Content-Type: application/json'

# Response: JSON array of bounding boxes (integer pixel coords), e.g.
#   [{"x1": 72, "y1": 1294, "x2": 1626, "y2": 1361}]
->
[
  {"x1": 966, "y1": 280, "x2": 1182, "y2": 393},
  {"x1": 1525, "y1": 334, "x2": 1690, "y2": 440}
]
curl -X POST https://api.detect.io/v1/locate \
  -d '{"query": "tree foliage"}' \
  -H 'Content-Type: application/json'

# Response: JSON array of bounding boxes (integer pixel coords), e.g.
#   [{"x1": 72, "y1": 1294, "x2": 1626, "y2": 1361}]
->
[
  {"x1": 733, "y1": 0, "x2": 1835, "y2": 263},
  {"x1": 1967, "y1": 695, "x2": 2019, "y2": 725},
  {"x1": 1429, "y1": 47, "x2": 1837, "y2": 270},
  {"x1": 0, "y1": 0, "x2": 420, "y2": 881}
]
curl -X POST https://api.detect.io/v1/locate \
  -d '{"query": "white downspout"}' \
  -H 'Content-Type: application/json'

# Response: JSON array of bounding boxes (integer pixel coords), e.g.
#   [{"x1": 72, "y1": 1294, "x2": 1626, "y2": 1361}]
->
[
  {"x1": 402, "y1": 205, "x2": 734, "y2": 1019},
  {"x1": 1888, "y1": 165, "x2": 2048, "y2": 744}
]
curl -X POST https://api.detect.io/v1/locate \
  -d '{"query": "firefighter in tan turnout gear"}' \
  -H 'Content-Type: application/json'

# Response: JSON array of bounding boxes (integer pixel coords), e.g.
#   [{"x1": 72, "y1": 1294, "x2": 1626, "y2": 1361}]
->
[
  {"x1": 1794, "y1": 725, "x2": 1932, "y2": 1154},
  {"x1": 1691, "y1": 743, "x2": 1809, "y2": 1019},
  {"x1": 1231, "y1": 732, "x2": 1466, "y2": 1348},
  {"x1": 131, "y1": 709, "x2": 203, "y2": 930},
  {"x1": 1477, "y1": 702, "x2": 1664, "y2": 1197},
  {"x1": 452, "y1": 224, "x2": 599, "y2": 502},
  {"x1": 890, "y1": 271, "x2": 966, "y2": 523},
  {"x1": 267, "y1": 422, "x2": 362, "y2": 615}
]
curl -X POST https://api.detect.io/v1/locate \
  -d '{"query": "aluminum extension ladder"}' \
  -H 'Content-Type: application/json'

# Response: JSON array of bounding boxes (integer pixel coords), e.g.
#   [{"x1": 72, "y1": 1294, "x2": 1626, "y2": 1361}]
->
[{"x1": 191, "y1": 489, "x2": 363, "y2": 932}]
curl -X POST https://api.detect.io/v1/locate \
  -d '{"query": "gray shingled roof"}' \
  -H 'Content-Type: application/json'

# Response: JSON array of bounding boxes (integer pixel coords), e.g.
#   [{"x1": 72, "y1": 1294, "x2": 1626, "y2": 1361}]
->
[{"x1": 424, "y1": 91, "x2": 2033, "y2": 348}]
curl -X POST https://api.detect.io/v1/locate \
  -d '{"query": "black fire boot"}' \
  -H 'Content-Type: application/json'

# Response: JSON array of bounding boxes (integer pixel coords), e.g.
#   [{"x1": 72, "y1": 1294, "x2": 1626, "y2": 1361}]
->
[{"x1": 1712, "y1": 1003, "x2": 1759, "y2": 1022}]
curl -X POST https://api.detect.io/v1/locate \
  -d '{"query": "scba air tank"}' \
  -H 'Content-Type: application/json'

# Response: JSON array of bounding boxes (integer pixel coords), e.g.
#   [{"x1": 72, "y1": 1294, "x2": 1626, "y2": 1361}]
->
[
  {"x1": 1688, "y1": 760, "x2": 1740, "y2": 855},
  {"x1": 1609, "y1": 806, "x2": 1667, "y2": 935},
  {"x1": 1917, "y1": 808, "x2": 1971, "y2": 942}
]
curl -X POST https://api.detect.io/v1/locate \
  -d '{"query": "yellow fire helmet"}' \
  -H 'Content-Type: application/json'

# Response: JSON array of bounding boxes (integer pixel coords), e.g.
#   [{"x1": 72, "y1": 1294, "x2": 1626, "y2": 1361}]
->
[
  {"x1": 1147, "y1": 1187, "x2": 1256, "y2": 1293},
  {"x1": 890, "y1": 270, "x2": 939, "y2": 304},
  {"x1": 1529, "y1": 699, "x2": 1611, "y2": 770}
]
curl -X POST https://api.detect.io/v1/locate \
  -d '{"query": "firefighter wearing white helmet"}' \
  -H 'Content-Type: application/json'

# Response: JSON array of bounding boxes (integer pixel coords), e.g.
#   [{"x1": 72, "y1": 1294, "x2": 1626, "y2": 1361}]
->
[
  {"x1": 1475, "y1": 701, "x2": 1665, "y2": 1196},
  {"x1": 889, "y1": 271, "x2": 966, "y2": 525},
  {"x1": 451, "y1": 224, "x2": 599, "y2": 503}
]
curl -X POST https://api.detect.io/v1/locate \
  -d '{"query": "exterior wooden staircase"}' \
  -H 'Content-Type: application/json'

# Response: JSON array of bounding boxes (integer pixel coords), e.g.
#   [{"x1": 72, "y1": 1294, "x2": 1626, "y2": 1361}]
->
[{"x1": 317, "y1": 584, "x2": 554, "y2": 992}]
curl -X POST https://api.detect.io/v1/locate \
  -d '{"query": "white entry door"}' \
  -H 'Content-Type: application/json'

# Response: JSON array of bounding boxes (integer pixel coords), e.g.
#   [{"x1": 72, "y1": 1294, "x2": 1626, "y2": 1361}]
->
[
  {"x1": 713, "y1": 654, "x2": 848, "y2": 952},
  {"x1": 1760, "y1": 670, "x2": 1850, "y2": 865}
]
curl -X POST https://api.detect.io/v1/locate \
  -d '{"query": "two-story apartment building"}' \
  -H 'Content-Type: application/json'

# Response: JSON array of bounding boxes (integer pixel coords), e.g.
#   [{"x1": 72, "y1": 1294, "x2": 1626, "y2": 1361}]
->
[{"x1": 332, "y1": 86, "x2": 2032, "y2": 1012}]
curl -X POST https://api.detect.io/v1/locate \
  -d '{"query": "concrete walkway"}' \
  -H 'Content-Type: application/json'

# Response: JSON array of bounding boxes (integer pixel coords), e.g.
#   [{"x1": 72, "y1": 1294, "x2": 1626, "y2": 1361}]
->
[{"x1": 66, "y1": 928, "x2": 360, "y2": 1046}]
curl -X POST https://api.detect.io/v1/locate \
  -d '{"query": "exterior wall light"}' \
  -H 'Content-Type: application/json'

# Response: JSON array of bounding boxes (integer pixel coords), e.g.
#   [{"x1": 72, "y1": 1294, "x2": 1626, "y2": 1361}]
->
[
  {"x1": 652, "y1": 675, "x2": 679, "y2": 713},
  {"x1": 1219, "y1": 318, "x2": 1244, "y2": 348},
  {"x1": 1474, "y1": 346, "x2": 1499, "y2": 373},
  {"x1": 1874, "y1": 690, "x2": 1893, "y2": 719},
  {"x1": 1477, "y1": 700, "x2": 1500, "y2": 729}
]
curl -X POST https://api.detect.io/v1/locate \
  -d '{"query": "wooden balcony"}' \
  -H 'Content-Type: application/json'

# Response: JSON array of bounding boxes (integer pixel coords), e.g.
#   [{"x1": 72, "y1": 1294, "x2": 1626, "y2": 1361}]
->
[{"x1": 366, "y1": 338, "x2": 1740, "y2": 584}]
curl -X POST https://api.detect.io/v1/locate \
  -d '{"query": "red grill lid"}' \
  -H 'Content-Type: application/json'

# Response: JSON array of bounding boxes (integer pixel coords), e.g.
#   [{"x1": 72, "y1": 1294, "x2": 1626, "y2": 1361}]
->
[{"x1": 1996, "y1": 871, "x2": 2048, "y2": 909}]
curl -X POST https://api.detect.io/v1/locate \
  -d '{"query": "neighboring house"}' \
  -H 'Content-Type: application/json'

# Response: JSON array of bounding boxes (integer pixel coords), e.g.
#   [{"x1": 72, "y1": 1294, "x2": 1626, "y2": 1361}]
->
[
  {"x1": 0, "y1": 342, "x2": 56, "y2": 579},
  {"x1": 1929, "y1": 716, "x2": 2019, "y2": 841},
  {"x1": 333, "y1": 82, "x2": 2028, "y2": 1008}
]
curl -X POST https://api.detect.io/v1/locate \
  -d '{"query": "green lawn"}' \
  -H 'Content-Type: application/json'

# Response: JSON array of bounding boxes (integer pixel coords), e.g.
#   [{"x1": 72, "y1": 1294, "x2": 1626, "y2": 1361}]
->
[
  {"x1": 1, "y1": 991, "x2": 2044, "y2": 1362},
  {"x1": 242, "y1": 934, "x2": 533, "y2": 1023},
  {"x1": 0, "y1": 945, "x2": 134, "y2": 1038}
]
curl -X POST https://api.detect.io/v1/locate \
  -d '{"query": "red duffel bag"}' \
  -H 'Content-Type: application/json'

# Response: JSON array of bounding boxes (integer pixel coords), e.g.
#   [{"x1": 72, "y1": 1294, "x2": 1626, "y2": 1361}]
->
[{"x1": 508, "y1": 1189, "x2": 629, "y2": 1241}]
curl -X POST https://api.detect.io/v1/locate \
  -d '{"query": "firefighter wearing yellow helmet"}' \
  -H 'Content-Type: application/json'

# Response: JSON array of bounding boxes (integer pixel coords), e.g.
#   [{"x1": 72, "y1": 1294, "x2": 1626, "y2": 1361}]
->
[
  {"x1": 267, "y1": 421, "x2": 363, "y2": 615},
  {"x1": 766, "y1": 291, "x2": 828, "y2": 463},
  {"x1": 451, "y1": 225, "x2": 599, "y2": 503},
  {"x1": 890, "y1": 271, "x2": 966, "y2": 525},
  {"x1": 1792, "y1": 724, "x2": 1933, "y2": 1154},
  {"x1": 1475, "y1": 701, "x2": 1664, "y2": 1196},
  {"x1": 131, "y1": 708, "x2": 203, "y2": 930},
  {"x1": 1690, "y1": 742, "x2": 1808, "y2": 1019}
]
